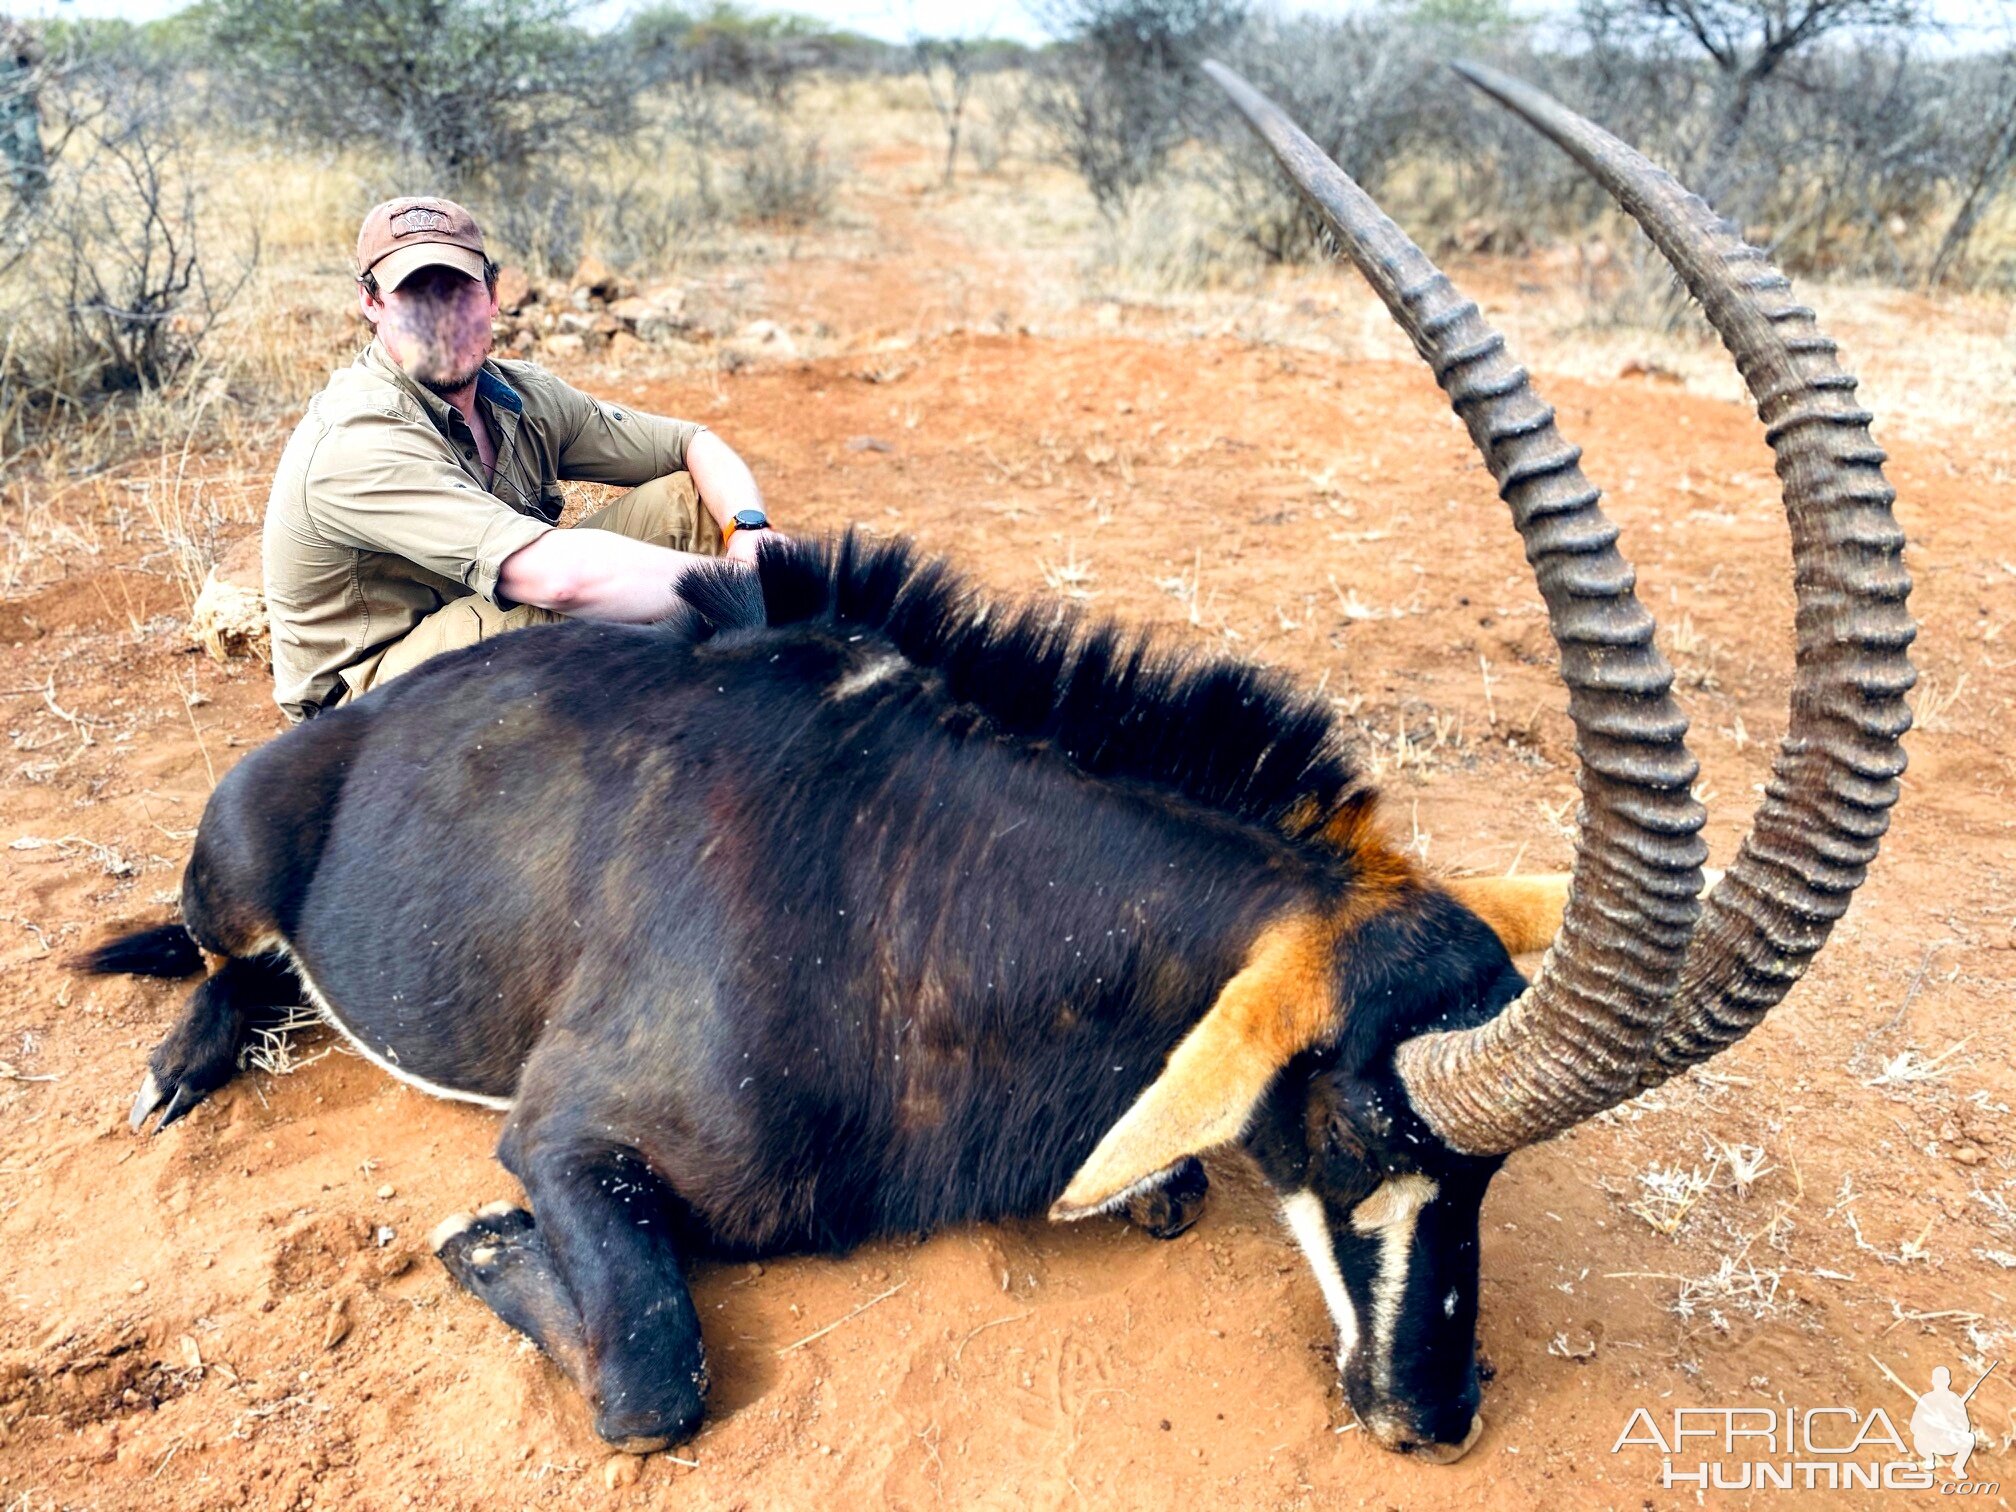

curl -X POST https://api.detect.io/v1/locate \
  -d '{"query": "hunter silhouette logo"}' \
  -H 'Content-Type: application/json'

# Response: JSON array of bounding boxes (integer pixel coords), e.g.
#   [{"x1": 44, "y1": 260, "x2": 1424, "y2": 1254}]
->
[
  {"x1": 1911, "y1": 1363, "x2": 1998, "y2": 1479},
  {"x1": 1612, "y1": 1361, "x2": 2002, "y2": 1493}
]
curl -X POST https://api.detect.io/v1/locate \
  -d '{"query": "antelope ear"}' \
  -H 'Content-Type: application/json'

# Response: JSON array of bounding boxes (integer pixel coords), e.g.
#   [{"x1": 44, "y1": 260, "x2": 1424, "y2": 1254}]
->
[
  {"x1": 1049, "y1": 916, "x2": 1336, "y2": 1222},
  {"x1": 1441, "y1": 874, "x2": 1572, "y2": 956},
  {"x1": 1444, "y1": 869, "x2": 1721, "y2": 957}
]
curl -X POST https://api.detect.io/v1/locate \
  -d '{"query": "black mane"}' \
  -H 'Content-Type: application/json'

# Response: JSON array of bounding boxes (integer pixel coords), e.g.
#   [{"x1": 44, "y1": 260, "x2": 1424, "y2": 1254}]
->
[{"x1": 672, "y1": 530, "x2": 1372, "y2": 851}]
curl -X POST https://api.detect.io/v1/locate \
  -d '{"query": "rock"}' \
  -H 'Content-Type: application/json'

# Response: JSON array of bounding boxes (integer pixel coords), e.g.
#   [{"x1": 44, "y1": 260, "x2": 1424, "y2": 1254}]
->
[
  {"x1": 602, "y1": 1454, "x2": 642, "y2": 1490},
  {"x1": 1618, "y1": 357, "x2": 1682, "y2": 384},
  {"x1": 734, "y1": 319, "x2": 798, "y2": 358},
  {"x1": 493, "y1": 265, "x2": 534, "y2": 313},
  {"x1": 846, "y1": 435, "x2": 893, "y2": 454},
  {"x1": 556, "y1": 311, "x2": 598, "y2": 337},
  {"x1": 571, "y1": 255, "x2": 630, "y2": 301},
  {"x1": 543, "y1": 333, "x2": 587, "y2": 360},
  {"x1": 591, "y1": 312, "x2": 621, "y2": 337},
  {"x1": 607, "y1": 295, "x2": 654, "y2": 327},
  {"x1": 635, "y1": 307, "x2": 693, "y2": 345},
  {"x1": 607, "y1": 331, "x2": 647, "y2": 364},
  {"x1": 632, "y1": 286, "x2": 689, "y2": 341},
  {"x1": 571, "y1": 255, "x2": 615, "y2": 297},
  {"x1": 321, "y1": 1298, "x2": 351, "y2": 1352},
  {"x1": 190, "y1": 534, "x2": 269, "y2": 666}
]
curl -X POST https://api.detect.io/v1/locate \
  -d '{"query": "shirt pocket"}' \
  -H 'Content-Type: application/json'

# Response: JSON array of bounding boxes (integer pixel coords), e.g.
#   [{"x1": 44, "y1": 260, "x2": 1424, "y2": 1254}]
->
[{"x1": 534, "y1": 482, "x2": 567, "y2": 524}]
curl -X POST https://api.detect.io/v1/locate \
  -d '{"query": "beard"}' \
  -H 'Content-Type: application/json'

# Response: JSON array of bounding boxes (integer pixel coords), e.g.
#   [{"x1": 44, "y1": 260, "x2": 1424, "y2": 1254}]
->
[{"x1": 414, "y1": 352, "x2": 489, "y2": 397}]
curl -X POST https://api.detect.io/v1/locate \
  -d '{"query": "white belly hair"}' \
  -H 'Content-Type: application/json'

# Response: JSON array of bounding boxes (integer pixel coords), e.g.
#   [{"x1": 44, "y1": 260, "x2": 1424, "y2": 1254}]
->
[{"x1": 264, "y1": 934, "x2": 516, "y2": 1112}]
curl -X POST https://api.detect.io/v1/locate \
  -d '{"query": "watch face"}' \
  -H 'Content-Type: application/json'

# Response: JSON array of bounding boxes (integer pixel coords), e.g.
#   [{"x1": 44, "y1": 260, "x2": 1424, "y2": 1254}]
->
[{"x1": 733, "y1": 509, "x2": 769, "y2": 530}]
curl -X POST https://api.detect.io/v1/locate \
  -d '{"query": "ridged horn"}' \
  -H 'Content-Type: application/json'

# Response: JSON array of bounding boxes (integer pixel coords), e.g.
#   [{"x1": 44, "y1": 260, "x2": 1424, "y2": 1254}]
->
[
  {"x1": 1447, "y1": 63, "x2": 1914, "y2": 1089},
  {"x1": 1204, "y1": 60, "x2": 1708, "y2": 1155}
]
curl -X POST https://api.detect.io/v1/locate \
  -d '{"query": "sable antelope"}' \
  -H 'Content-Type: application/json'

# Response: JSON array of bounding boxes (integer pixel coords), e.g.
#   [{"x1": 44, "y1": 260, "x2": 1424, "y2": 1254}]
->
[{"x1": 81, "y1": 65, "x2": 1912, "y2": 1462}]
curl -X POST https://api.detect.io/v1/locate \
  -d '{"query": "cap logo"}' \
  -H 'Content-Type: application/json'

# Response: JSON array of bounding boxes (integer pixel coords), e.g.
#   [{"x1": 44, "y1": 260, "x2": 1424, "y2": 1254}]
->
[{"x1": 391, "y1": 206, "x2": 451, "y2": 236}]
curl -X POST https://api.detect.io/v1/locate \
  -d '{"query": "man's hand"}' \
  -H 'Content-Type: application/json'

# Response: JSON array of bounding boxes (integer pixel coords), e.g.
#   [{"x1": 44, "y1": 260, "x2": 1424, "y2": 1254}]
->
[{"x1": 725, "y1": 526, "x2": 789, "y2": 569}]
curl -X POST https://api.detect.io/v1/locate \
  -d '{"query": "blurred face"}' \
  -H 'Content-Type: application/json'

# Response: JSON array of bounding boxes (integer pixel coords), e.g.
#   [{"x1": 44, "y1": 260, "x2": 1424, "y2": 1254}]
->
[{"x1": 361, "y1": 264, "x2": 497, "y2": 396}]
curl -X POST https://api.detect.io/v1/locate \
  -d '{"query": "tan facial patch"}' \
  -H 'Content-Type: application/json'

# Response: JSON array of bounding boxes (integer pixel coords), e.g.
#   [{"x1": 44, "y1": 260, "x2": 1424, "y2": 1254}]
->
[{"x1": 1349, "y1": 1171, "x2": 1439, "y2": 1235}]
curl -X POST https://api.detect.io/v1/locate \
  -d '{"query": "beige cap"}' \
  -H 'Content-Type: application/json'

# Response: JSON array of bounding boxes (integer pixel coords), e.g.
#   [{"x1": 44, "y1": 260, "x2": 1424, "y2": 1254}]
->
[{"x1": 356, "y1": 197, "x2": 487, "y2": 291}]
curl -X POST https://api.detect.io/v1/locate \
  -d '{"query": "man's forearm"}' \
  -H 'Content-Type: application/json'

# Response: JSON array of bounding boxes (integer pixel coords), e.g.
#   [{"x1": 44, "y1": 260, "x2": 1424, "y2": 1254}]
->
[
  {"x1": 498, "y1": 529, "x2": 718, "y2": 622},
  {"x1": 685, "y1": 430, "x2": 764, "y2": 527}
]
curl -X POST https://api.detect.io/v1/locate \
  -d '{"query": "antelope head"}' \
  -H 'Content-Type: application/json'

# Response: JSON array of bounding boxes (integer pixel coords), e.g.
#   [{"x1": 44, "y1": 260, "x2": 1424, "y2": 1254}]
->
[{"x1": 1054, "y1": 62, "x2": 1915, "y2": 1462}]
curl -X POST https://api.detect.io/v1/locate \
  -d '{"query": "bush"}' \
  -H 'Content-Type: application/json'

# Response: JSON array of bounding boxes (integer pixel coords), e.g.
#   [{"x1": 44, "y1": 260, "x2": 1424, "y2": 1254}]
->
[
  {"x1": 1202, "y1": 7, "x2": 1447, "y2": 262},
  {"x1": 1027, "y1": 0, "x2": 1248, "y2": 219},
  {"x1": 734, "y1": 123, "x2": 836, "y2": 226},
  {"x1": 0, "y1": 44, "x2": 252, "y2": 445},
  {"x1": 1171, "y1": 0, "x2": 2016, "y2": 297},
  {"x1": 204, "y1": 0, "x2": 636, "y2": 188}
]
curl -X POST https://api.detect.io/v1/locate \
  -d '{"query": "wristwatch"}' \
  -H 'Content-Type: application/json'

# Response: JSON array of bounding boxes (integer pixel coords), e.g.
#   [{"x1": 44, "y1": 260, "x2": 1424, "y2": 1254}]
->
[{"x1": 725, "y1": 507, "x2": 770, "y2": 543}]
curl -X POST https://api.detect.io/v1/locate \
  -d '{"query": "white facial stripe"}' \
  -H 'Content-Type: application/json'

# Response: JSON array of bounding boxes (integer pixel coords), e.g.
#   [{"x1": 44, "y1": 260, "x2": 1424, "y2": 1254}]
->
[
  {"x1": 1281, "y1": 1190, "x2": 1360, "y2": 1363},
  {"x1": 1351, "y1": 1174, "x2": 1440, "y2": 1393},
  {"x1": 276, "y1": 939, "x2": 515, "y2": 1112}
]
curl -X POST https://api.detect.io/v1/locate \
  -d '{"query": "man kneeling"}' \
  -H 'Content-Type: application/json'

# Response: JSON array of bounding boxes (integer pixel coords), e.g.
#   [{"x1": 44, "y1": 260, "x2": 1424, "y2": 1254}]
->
[{"x1": 264, "y1": 196, "x2": 776, "y2": 723}]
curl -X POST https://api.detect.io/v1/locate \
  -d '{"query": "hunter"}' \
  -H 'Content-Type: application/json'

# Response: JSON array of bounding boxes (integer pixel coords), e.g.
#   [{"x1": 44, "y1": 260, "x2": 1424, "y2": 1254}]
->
[{"x1": 263, "y1": 196, "x2": 773, "y2": 722}]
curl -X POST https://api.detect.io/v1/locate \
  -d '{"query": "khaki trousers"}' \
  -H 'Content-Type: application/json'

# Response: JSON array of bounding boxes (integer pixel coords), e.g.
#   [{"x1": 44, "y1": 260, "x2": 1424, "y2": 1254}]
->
[{"x1": 339, "y1": 473, "x2": 723, "y2": 702}]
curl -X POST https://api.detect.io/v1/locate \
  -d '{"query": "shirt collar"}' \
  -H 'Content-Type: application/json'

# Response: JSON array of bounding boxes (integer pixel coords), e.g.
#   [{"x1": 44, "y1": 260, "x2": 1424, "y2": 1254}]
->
[{"x1": 359, "y1": 337, "x2": 524, "y2": 436}]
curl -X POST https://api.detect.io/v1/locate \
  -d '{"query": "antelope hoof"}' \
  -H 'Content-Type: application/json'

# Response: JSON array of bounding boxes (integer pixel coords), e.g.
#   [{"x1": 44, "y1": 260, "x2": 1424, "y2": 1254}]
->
[
  {"x1": 128, "y1": 1070, "x2": 201, "y2": 1134},
  {"x1": 1124, "y1": 1155, "x2": 1209, "y2": 1240}
]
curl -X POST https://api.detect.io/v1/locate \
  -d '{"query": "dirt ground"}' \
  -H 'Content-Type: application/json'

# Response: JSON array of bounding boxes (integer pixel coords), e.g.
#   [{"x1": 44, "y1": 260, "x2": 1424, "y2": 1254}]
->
[{"x1": 3, "y1": 140, "x2": 2015, "y2": 1512}]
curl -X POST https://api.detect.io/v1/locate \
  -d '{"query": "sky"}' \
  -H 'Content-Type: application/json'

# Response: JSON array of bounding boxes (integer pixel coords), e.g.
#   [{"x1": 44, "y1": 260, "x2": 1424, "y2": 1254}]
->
[{"x1": 10, "y1": 0, "x2": 2007, "y2": 47}]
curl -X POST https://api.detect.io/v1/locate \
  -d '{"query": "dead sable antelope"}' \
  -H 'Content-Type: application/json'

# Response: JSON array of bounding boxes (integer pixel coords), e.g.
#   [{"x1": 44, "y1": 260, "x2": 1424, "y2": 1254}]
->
[{"x1": 81, "y1": 65, "x2": 1912, "y2": 1463}]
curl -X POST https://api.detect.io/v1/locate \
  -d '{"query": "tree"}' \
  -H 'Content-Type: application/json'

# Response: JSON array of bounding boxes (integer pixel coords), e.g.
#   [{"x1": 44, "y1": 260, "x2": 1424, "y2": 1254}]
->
[
  {"x1": 1928, "y1": 48, "x2": 2016, "y2": 284},
  {"x1": 1, "y1": 18, "x2": 48, "y2": 213},
  {"x1": 1579, "y1": 0, "x2": 1921, "y2": 203},
  {"x1": 1207, "y1": 7, "x2": 1447, "y2": 261},
  {"x1": 912, "y1": 38, "x2": 976, "y2": 188},
  {"x1": 1026, "y1": 0, "x2": 1249, "y2": 218},
  {"x1": 204, "y1": 0, "x2": 635, "y2": 187}
]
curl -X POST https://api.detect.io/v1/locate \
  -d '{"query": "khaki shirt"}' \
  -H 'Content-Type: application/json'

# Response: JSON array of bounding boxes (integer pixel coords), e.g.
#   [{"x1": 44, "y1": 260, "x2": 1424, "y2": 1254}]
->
[{"x1": 263, "y1": 339, "x2": 706, "y2": 721}]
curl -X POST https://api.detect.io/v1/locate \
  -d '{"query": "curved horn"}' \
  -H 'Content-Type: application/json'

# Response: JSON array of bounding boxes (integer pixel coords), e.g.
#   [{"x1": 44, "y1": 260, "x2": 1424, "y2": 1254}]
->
[
  {"x1": 1447, "y1": 63, "x2": 1915, "y2": 1088},
  {"x1": 1204, "y1": 61, "x2": 1708, "y2": 1155}
]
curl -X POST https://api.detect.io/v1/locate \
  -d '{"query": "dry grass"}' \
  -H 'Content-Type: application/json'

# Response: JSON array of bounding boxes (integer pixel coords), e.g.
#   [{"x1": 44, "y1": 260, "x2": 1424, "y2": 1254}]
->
[
  {"x1": 238, "y1": 1006, "x2": 339, "y2": 1079},
  {"x1": 1628, "y1": 1157, "x2": 1719, "y2": 1237}
]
